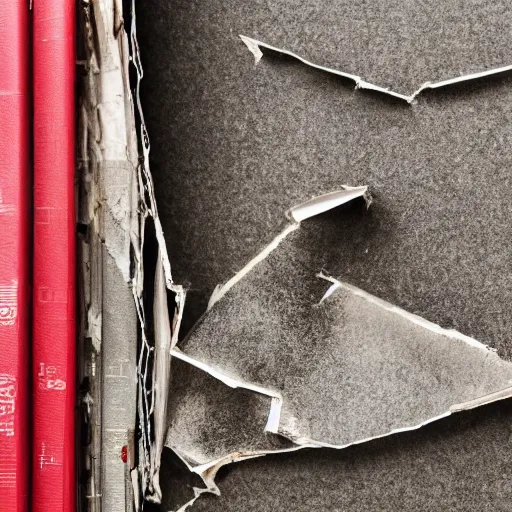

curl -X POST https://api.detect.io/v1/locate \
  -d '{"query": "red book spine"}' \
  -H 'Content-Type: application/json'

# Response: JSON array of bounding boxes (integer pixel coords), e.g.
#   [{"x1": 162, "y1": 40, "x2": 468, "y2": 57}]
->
[
  {"x1": 0, "y1": 2, "x2": 30, "y2": 511},
  {"x1": 33, "y1": 0, "x2": 76, "y2": 511}
]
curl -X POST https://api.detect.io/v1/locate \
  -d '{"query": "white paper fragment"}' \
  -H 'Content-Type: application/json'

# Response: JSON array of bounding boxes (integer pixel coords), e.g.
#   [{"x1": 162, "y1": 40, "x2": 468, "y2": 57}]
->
[
  {"x1": 149, "y1": 252, "x2": 173, "y2": 502},
  {"x1": 241, "y1": 35, "x2": 264, "y2": 65},
  {"x1": 287, "y1": 186, "x2": 369, "y2": 222},
  {"x1": 240, "y1": 35, "x2": 512, "y2": 103}
]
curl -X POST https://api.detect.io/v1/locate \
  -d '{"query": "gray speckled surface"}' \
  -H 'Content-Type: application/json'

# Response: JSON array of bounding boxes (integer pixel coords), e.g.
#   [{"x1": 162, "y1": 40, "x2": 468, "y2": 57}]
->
[
  {"x1": 165, "y1": 358, "x2": 294, "y2": 468},
  {"x1": 138, "y1": 0, "x2": 512, "y2": 352},
  {"x1": 165, "y1": 400, "x2": 512, "y2": 512},
  {"x1": 179, "y1": 224, "x2": 512, "y2": 447},
  {"x1": 136, "y1": 0, "x2": 512, "y2": 509}
]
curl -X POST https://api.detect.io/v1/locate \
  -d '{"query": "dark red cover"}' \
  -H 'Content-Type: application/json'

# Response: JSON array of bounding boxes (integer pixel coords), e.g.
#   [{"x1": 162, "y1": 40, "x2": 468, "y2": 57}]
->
[
  {"x1": 33, "y1": 0, "x2": 76, "y2": 510},
  {"x1": 0, "y1": 1, "x2": 30, "y2": 511}
]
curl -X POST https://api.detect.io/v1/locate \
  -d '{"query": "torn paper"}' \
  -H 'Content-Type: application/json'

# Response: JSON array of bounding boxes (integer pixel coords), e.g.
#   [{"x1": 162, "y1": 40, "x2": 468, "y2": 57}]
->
[
  {"x1": 166, "y1": 359, "x2": 294, "y2": 471},
  {"x1": 133, "y1": 3, "x2": 512, "y2": 510},
  {"x1": 164, "y1": 397, "x2": 512, "y2": 512},
  {"x1": 208, "y1": 185, "x2": 368, "y2": 310},
  {"x1": 165, "y1": 189, "x2": 512, "y2": 509},
  {"x1": 165, "y1": 358, "x2": 305, "y2": 511},
  {"x1": 164, "y1": 187, "x2": 369, "y2": 504},
  {"x1": 240, "y1": 35, "x2": 512, "y2": 103},
  {"x1": 180, "y1": 229, "x2": 512, "y2": 447}
]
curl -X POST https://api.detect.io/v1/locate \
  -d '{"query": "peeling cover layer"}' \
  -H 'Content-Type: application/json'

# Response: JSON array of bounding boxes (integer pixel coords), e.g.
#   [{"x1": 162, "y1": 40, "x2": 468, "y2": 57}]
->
[
  {"x1": 166, "y1": 359, "x2": 295, "y2": 471},
  {"x1": 165, "y1": 190, "x2": 369, "y2": 505},
  {"x1": 0, "y1": 2, "x2": 30, "y2": 510},
  {"x1": 166, "y1": 191, "x2": 512, "y2": 508},
  {"x1": 181, "y1": 227, "x2": 512, "y2": 447},
  {"x1": 240, "y1": 35, "x2": 512, "y2": 103},
  {"x1": 33, "y1": 1, "x2": 76, "y2": 511}
]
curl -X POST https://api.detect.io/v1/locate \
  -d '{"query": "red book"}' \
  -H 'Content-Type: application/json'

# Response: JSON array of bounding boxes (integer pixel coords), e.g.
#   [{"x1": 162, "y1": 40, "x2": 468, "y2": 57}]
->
[
  {"x1": 0, "y1": 1, "x2": 30, "y2": 511},
  {"x1": 33, "y1": 0, "x2": 76, "y2": 511}
]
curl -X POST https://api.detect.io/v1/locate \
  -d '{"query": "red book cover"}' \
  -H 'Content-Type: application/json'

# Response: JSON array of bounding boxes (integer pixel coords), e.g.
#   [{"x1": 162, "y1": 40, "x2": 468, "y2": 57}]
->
[
  {"x1": 33, "y1": 0, "x2": 76, "y2": 510},
  {"x1": 0, "y1": 1, "x2": 30, "y2": 511}
]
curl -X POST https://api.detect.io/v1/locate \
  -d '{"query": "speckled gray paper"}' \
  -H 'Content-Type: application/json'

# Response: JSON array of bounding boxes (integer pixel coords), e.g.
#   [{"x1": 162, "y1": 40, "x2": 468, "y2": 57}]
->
[
  {"x1": 137, "y1": 0, "x2": 512, "y2": 349},
  {"x1": 162, "y1": 399, "x2": 512, "y2": 512},
  {"x1": 179, "y1": 228, "x2": 512, "y2": 447},
  {"x1": 135, "y1": 0, "x2": 512, "y2": 509},
  {"x1": 165, "y1": 358, "x2": 294, "y2": 469}
]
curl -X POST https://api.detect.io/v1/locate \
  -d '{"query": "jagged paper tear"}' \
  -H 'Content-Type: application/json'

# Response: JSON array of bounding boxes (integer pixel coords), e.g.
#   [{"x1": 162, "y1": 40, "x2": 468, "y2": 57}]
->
[
  {"x1": 240, "y1": 35, "x2": 512, "y2": 103},
  {"x1": 208, "y1": 185, "x2": 369, "y2": 310},
  {"x1": 165, "y1": 187, "x2": 512, "y2": 510}
]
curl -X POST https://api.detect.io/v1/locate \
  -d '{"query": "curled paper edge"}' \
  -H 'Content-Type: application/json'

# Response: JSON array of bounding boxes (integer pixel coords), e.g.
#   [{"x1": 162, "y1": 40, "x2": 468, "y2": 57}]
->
[{"x1": 240, "y1": 35, "x2": 512, "y2": 104}]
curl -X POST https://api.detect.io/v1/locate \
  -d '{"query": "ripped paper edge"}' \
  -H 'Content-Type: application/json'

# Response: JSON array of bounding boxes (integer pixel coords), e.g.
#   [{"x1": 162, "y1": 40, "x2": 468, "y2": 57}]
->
[{"x1": 240, "y1": 35, "x2": 512, "y2": 103}]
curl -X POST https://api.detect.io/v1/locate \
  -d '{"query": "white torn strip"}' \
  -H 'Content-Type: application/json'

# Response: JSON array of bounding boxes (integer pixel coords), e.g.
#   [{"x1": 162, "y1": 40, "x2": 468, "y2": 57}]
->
[
  {"x1": 317, "y1": 273, "x2": 495, "y2": 353},
  {"x1": 240, "y1": 35, "x2": 512, "y2": 103},
  {"x1": 208, "y1": 223, "x2": 299, "y2": 310},
  {"x1": 449, "y1": 386, "x2": 512, "y2": 412}
]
